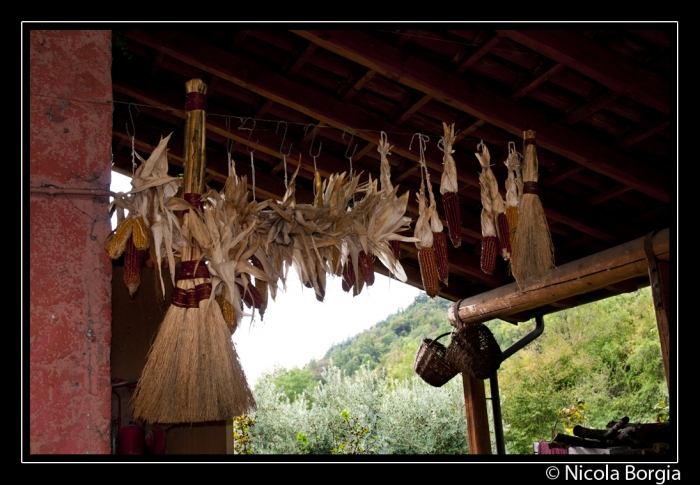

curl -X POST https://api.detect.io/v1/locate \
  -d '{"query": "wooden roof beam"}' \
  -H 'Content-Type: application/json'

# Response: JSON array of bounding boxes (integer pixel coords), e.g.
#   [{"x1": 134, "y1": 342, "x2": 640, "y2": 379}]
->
[
  {"x1": 498, "y1": 30, "x2": 669, "y2": 115},
  {"x1": 293, "y1": 30, "x2": 669, "y2": 203}
]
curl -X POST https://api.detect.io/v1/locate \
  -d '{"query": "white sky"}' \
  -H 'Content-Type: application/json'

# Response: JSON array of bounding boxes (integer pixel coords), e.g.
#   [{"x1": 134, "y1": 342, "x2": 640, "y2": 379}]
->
[{"x1": 110, "y1": 171, "x2": 422, "y2": 386}]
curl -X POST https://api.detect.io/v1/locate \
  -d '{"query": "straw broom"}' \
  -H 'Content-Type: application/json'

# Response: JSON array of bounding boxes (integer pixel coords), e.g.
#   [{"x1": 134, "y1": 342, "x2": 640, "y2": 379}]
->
[
  {"x1": 133, "y1": 79, "x2": 254, "y2": 423},
  {"x1": 510, "y1": 129, "x2": 554, "y2": 289}
]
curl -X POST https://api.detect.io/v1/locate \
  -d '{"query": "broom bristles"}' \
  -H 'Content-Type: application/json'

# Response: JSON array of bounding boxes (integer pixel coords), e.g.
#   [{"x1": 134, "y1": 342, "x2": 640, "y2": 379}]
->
[
  {"x1": 510, "y1": 193, "x2": 554, "y2": 289},
  {"x1": 132, "y1": 277, "x2": 256, "y2": 424}
]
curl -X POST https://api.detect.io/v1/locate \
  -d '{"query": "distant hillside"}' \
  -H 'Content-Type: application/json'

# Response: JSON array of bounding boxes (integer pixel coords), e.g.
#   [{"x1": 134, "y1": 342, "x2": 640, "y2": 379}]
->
[{"x1": 304, "y1": 292, "x2": 456, "y2": 380}]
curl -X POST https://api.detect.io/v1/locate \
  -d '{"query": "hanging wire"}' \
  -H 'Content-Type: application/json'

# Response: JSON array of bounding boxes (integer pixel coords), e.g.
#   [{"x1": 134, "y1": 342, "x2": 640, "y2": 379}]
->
[
  {"x1": 277, "y1": 121, "x2": 293, "y2": 190},
  {"x1": 305, "y1": 123, "x2": 323, "y2": 172},
  {"x1": 125, "y1": 103, "x2": 140, "y2": 176},
  {"x1": 409, "y1": 132, "x2": 430, "y2": 187},
  {"x1": 342, "y1": 127, "x2": 358, "y2": 180},
  {"x1": 239, "y1": 118, "x2": 259, "y2": 199},
  {"x1": 225, "y1": 116, "x2": 236, "y2": 178}
]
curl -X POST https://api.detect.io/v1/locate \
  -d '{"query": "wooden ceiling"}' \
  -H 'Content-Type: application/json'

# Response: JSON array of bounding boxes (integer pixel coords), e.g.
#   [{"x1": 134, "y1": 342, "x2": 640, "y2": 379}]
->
[{"x1": 110, "y1": 26, "x2": 675, "y2": 320}]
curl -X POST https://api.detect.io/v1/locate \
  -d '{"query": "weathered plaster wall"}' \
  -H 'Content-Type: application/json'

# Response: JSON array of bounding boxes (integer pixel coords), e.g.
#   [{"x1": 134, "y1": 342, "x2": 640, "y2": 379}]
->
[{"x1": 29, "y1": 30, "x2": 113, "y2": 454}]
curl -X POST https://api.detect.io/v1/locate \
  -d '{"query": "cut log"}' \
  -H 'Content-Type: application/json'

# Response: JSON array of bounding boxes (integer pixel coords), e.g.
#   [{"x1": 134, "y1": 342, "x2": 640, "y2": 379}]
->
[{"x1": 573, "y1": 425, "x2": 609, "y2": 440}]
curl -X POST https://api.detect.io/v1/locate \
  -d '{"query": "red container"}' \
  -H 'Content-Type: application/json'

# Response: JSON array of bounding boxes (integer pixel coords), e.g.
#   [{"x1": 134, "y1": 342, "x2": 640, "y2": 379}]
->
[
  {"x1": 118, "y1": 425, "x2": 145, "y2": 454},
  {"x1": 145, "y1": 425, "x2": 166, "y2": 454}
]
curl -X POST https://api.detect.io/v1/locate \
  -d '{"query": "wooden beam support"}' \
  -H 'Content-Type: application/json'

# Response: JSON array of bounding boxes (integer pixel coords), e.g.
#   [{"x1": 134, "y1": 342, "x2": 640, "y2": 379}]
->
[
  {"x1": 463, "y1": 374, "x2": 492, "y2": 454},
  {"x1": 292, "y1": 30, "x2": 669, "y2": 203},
  {"x1": 644, "y1": 232, "x2": 671, "y2": 395},
  {"x1": 394, "y1": 94, "x2": 432, "y2": 125},
  {"x1": 455, "y1": 33, "x2": 504, "y2": 74},
  {"x1": 448, "y1": 228, "x2": 670, "y2": 325},
  {"x1": 287, "y1": 42, "x2": 317, "y2": 77},
  {"x1": 560, "y1": 91, "x2": 620, "y2": 126},
  {"x1": 340, "y1": 69, "x2": 376, "y2": 102},
  {"x1": 510, "y1": 63, "x2": 565, "y2": 101},
  {"x1": 498, "y1": 30, "x2": 669, "y2": 115}
]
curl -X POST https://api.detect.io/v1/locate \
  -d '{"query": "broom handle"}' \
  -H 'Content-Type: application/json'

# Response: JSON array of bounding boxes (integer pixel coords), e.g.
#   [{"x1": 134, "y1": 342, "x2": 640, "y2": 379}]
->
[{"x1": 182, "y1": 79, "x2": 208, "y2": 262}]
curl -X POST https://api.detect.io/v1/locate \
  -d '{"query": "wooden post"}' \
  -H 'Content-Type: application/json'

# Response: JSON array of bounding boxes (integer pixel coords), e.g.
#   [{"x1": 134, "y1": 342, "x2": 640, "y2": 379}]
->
[
  {"x1": 463, "y1": 374, "x2": 492, "y2": 454},
  {"x1": 644, "y1": 231, "x2": 671, "y2": 395}
]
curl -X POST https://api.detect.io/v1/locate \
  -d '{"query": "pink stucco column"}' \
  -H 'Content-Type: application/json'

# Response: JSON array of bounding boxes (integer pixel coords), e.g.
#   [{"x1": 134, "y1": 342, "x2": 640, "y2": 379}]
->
[{"x1": 29, "y1": 30, "x2": 113, "y2": 454}]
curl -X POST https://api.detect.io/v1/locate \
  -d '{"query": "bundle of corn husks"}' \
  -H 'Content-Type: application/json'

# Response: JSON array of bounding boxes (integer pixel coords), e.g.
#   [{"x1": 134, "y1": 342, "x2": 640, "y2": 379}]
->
[
  {"x1": 106, "y1": 133, "x2": 184, "y2": 298},
  {"x1": 475, "y1": 141, "x2": 511, "y2": 273},
  {"x1": 503, "y1": 141, "x2": 523, "y2": 247},
  {"x1": 438, "y1": 122, "x2": 461, "y2": 248}
]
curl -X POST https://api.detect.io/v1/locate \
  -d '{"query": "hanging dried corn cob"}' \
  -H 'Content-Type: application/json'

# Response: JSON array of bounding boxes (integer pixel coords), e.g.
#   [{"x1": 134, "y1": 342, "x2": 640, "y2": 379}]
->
[
  {"x1": 250, "y1": 255, "x2": 268, "y2": 320},
  {"x1": 503, "y1": 142, "x2": 523, "y2": 246},
  {"x1": 438, "y1": 122, "x2": 461, "y2": 248},
  {"x1": 425, "y1": 164, "x2": 449, "y2": 286},
  {"x1": 377, "y1": 132, "x2": 402, "y2": 261},
  {"x1": 510, "y1": 129, "x2": 555, "y2": 289},
  {"x1": 476, "y1": 141, "x2": 511, "y2": 262},
  {"x1": 215, "y1": 283, "x2": 237, "y2": 333},
  {"x1": 476, "y1": 142, "x2": 498, "y2": 275},
  {"x1": 123, "y1": 235, "x2": 147, "y2": 298},
  {"x1": 412, "y1": 133, "x2": 440, "y2": 297}
]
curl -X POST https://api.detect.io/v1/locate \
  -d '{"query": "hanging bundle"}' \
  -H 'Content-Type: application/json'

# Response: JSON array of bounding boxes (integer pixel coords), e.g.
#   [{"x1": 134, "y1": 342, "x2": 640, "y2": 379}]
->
[
  {"x1": 476, "y1": 141, "x2": 511, "y2": 262},
  {"x1": 503, "y1": 141, "x2": 523, "y2": 246},
  {"x1": 438, "y1": 122, "x2": 462, "y2": 248},
  {"x1": 377, "y1": 131, "x2": 401, "y2": 261},
  {"x1": 412, "y1": 134, "x2": 440, "y2": 297},
  {"x1": 510, "y1": 129, "x2": 555, "y2": 289},
  {"x1": 427, "y1": 168, "x2": 449, "y2": 287},
  {"x1": 475, "y1": 142, "x2": 498, "y2": 274},
  {"x1": 132, "y1": 79, "x2": 255, "y2": 424}
]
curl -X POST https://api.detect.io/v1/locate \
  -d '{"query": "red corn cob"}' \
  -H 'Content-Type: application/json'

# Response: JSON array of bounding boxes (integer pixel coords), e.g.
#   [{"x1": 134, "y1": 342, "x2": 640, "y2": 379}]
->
[
  {"x1": 236, "y1": 282, "x2": 263, "y2": 309},
  {"x1": 496, "y1": 212, "x2": 512, "y2": 261},
  {"x1": 442, "y1": 191, "x2": 462, "y2": 248},
  {"x1": 418, "y1": 247, "x2": 440, "y2": 298},
  {"x1": 432, "y1": 231, "x2": 449, "y2": 285},
  {"x1": 480, "y1": 236, "x2": 498, "y2": 275},
  {"x1": 342, "y1": 259, "x2": 355, "y2": 292},
  {"x1": 390, "y1": 240, "x2": 401, "y2": 260},
  {"x1": 124, "y1": 235, "x2": 146, "y2": 298},
  {"x1": 358, "y1": 250, "x2": 375, "y2": 287}
]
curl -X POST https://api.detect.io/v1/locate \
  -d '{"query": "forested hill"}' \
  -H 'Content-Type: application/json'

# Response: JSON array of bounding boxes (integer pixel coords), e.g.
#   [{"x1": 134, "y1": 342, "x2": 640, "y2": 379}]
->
[{"x1": 305, "y1": 292, "x2": 459, "y2": 380}]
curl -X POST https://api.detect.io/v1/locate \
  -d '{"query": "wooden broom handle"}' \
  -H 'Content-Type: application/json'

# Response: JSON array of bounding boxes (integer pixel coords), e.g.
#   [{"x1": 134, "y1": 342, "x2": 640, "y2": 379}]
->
[{"x1": 182, "y1": 78, "x2": 208, "y2": 262}]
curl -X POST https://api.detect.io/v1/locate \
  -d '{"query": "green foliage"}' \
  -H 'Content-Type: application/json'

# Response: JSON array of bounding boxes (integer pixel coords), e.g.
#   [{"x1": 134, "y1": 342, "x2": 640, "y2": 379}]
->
[
  {"x1": 232, "y1": 414, "x2": 256, "y2": 454},
  {"x1": 330, "y1": 409, "x2": 377, "y2": 454},
  {"x1": 242, "y1": 287, "x2": 665, "y2": 455},
  {"x1": 270, "y1": 366, "x2": 320, "y2": 404}
]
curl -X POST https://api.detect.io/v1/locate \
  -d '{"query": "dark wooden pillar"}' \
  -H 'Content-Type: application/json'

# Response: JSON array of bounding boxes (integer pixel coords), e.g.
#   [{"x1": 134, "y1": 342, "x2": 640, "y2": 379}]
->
[
  {"x1": 463, "y1": 374, "x2": 492, "y2": 454},
  {"x1": 644, "y1": 232, "x2": 671, "y2": 395}
]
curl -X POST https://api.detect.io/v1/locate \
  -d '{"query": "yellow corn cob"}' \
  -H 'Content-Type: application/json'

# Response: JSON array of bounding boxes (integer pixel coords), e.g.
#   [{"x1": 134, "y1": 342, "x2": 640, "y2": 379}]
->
[
  {"x1": 108, "y1": 217, "x2": 134, "y2": 259},
  {"x1": 506, "y1": 205, "x2": 518, "y2": 244},
  {"x1": 255, "y1": 277, "x2": 268, "y2": 319},
  {"x1": 123, "y1": 235, "x2": 145, "y2": 298},
  {"x1": 481, "y1": 236, "x2": 498, "y2": 275},
  {"x1": 216, "y1": 284, "x2": 237, "y2": 333},
  {"x1": 418, "y1": 247, "x2": 440, "y2": 298},
  {"x1": 432, "y1": 231, "x2": 449, "y2": 285},
  {"x1": 132, "y1": 215, "x2": 149, "y2": 250}
]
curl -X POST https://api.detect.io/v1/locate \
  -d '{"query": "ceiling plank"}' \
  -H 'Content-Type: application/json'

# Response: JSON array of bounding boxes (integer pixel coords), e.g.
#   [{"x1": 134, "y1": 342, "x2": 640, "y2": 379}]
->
[
  {"x1": 497, "y1": 30, "x2": 669, "y2": 116},
  {"x1": 454, "y1": 33, "x2": 504, "y2": 74},
  {"x1": 292, "y1": 30, "x2": 669, "y2": 204},
  {"x1": 510, "y1": 63, "x2": 564, "y2": 101}
]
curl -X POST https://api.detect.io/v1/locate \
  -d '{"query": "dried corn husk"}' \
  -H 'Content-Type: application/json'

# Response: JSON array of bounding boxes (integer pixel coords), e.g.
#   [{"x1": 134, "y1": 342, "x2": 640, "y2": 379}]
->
[{"x1": 439, "y1": 122, "x2": 462, "y2": 248}]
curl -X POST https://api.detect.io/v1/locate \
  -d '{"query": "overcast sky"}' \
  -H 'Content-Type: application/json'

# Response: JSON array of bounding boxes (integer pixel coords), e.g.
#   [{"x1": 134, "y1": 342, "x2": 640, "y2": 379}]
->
[{"x1": 111, "y1": 171, "x2": 422, "y2": 386}]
